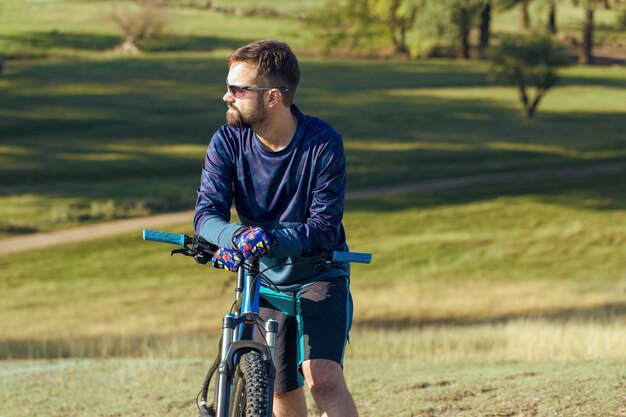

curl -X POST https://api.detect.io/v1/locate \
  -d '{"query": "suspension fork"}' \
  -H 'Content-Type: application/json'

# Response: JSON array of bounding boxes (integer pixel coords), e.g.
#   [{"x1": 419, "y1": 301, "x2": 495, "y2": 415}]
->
[
  {"x1": 214, "y1": 313, "x2": 235, "y2": 416},
  {"x1": 214, "y1": 262, "x2": 248, "y2": 417},
  {"x1": 215, "y1": 258, "x2": 279, "y2": 417}
]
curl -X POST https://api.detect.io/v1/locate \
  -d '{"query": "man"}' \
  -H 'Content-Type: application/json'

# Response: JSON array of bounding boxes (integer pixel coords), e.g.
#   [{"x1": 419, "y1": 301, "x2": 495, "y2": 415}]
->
[{"x1": 194, "y1": 39, "x2": 357, "y2": 417}]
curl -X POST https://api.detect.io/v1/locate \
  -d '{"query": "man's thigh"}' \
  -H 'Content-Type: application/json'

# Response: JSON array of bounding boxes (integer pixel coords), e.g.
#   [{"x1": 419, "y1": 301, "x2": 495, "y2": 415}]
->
[
  {"x1": 254, "y1": 277, "x2": 353, "y2": 393},
  {"x1": 297, "y1": 277, "x2": 353, "y2": 366}
]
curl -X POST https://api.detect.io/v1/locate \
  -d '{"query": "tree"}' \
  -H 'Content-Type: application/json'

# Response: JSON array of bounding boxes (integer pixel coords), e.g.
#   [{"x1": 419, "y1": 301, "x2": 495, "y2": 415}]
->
[
  {"x1": 489, "y1": 34, "x2": 569, "y2": 118},
  {"x1": 520, "y1": 0, "x2": 532, "y2": 28},
  {"x1": 109, "y1": 0, "x2": 169, "y2": 54},
  {"x1": 376, "y1": 0, "x2": 419, "y2": 55},
  {"x1": 547, "y1": 0, "x2": 557, "y2": 33},
  {"x1": 578, "y1": 0, "x2": 603, "y2": 64},
  {"x1": 479, "y1": 1, "x2": 493, "y2": 52},
  {"x1": 416, "y1": 0, "x2": 484, "y2": 59},
  {"x1": 307, "y1": 0, "x2": 420, "y2": 56},
  {"x1": 492, "y1": 0, "x2": 541, "y2": 30}
]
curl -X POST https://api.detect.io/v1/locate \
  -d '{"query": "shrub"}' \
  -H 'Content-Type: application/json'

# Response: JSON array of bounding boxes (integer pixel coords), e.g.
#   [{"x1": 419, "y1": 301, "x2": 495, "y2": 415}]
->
[
  {"x1": 109, "y1": 0, "x2": 170, "y2": 54},
  {"x1": 489, "y1": 34, "x2": 569, "y2": 119}
]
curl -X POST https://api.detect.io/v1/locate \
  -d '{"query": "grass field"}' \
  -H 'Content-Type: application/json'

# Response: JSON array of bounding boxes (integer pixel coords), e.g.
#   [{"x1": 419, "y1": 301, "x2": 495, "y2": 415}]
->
[
  {"x1": 1, "y1": 0, "x2": 625, "y2": 237},
  {"x1": 1, "y1": 358, "x2": 625, "y2": 417},
  {"x1": 2, "y1": 172, "x2": 626, "y2": 341},
  {"x1": 2, "y1": 1, "x2": 626, "y2": 416},
  {"x1": 1, "y1": 56, "x2": 625, "y2": 237},
  {"x1": 2, "y1": 179, "x2": 626, "y2": 415}
]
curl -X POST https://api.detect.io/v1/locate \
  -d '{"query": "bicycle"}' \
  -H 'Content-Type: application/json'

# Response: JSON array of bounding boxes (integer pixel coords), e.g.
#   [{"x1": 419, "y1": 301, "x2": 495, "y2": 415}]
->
[{"x1": 143, "y1": 229, "x2": 372, "y2": 417}]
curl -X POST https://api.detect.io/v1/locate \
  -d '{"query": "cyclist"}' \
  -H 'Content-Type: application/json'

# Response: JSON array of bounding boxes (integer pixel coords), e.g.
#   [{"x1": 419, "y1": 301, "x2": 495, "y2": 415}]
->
[{"x1": 193, "y1": 39, "x2": 357, "y2": 417}]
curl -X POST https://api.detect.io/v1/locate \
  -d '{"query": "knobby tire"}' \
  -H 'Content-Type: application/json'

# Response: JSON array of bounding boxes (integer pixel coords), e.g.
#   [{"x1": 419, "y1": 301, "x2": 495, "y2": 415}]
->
[{"x1": 229, "y1": 351, "x2": 271, "y2": 417}]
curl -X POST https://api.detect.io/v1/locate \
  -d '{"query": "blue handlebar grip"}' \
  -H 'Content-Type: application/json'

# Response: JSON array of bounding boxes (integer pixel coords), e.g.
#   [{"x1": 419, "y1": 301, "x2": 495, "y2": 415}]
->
[
  {"x1": 143, "y1": 229, "x2": 185, "y2": 246},
  {"x1": 332, "y1": 251, "x2": 373, "y2": 264}
]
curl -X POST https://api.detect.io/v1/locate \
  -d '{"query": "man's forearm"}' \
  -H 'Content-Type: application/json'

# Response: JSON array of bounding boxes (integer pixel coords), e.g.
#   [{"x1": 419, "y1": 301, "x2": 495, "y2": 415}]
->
[{"x1": 198, "y1": 214, "x2": 242, "y2": 250}]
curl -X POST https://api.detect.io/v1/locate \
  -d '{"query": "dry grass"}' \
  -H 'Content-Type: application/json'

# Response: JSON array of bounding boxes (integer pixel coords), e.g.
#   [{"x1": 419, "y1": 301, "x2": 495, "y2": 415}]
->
[
  {"x1": 349, "y1": 319, "x2": 626, "y2": 362},
  {"x1": 3, "y1": 318, "x2": 624, "y2": 363}
]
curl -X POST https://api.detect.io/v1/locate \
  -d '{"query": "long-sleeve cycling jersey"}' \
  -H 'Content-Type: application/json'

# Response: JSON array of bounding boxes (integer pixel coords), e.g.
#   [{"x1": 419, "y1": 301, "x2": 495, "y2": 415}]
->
[{"x1": 194, "y1": 105, "x2": 349, "y2": 291}]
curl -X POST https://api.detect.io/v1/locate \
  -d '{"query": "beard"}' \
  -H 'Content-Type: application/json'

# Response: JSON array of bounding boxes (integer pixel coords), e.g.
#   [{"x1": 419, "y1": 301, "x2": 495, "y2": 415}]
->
[{"x1": 226, "y1": 97, "x2": 267, "y2": 129}]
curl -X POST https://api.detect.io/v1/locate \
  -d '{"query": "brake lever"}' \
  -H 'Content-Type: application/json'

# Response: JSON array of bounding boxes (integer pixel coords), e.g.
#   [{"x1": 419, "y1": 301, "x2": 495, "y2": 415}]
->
[{"x1": 171, "y1": 247, "x2": 196, "y2": 257}]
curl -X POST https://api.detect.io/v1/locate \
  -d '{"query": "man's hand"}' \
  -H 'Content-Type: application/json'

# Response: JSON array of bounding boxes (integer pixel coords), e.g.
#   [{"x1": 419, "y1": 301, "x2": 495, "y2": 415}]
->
[
  {"x1": 234, "y1": 227, "x2": 272, "y2": 259},
  {"x1": 211, "y1": 248, "x2": 243, "y2": 272}
]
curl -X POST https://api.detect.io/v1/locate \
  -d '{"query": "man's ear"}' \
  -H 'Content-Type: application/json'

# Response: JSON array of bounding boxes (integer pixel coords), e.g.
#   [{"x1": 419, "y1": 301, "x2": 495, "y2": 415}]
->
[{"x1": 266, "y1": 89, "x2": 282, "y2": 108}]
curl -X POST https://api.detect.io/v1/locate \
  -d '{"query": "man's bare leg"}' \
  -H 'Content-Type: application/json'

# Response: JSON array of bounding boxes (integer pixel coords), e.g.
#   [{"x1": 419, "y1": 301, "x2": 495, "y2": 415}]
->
[
  {"x1": 272, "y1": 387, "x2": 307, "y2": 417},
  {"x1": 302, "y1": 359, "x2": 358, "y2": 417}
]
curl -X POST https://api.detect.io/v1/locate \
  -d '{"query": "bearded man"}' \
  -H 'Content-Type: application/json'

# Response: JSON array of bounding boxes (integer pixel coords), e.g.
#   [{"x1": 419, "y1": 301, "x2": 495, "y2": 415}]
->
[{"x1": 194, "y1": 39, "x2": 357, "y2": 417}]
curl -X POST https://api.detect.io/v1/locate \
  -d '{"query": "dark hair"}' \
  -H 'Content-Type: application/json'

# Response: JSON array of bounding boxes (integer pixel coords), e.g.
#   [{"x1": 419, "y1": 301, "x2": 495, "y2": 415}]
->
[{"x1": 228, "y1": 39, "x2": 300, "y2": 106}]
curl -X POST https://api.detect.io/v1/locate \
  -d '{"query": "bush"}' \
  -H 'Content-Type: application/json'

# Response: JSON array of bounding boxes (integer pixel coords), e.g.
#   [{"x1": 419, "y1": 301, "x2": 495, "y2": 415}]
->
[
  {"x1": 489, "y1": 34, "x2": 569, "y2": 118},
  {"x1": 109, "y1": 0, "x2": 170, "y2": 54}
]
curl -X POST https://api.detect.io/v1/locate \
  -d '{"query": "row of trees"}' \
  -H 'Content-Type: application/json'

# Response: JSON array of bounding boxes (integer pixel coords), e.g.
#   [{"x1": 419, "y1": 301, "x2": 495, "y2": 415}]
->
[
  {"x1": 94, "y1": 0, "x2": 624, "y2": 63},
  {"x1": 308, "y1": 0, "x2": 624, "y2": 64},
  {"x1": 308, "y1": 0, "x2": 583, "y2": 119}
]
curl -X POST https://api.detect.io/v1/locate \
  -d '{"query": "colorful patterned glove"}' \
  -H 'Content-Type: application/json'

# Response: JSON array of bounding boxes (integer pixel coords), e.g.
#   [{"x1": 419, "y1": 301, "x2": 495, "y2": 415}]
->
[
  {"x1": 211, "y1": 248, "x2": 243, "y2": 272},
  {"x1": 234, "y1": 227, "x2": 272, "y2": 260}
]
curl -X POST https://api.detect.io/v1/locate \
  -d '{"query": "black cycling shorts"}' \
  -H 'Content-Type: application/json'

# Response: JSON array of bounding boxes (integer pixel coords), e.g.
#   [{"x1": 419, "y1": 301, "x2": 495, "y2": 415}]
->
[{"x1": 253, "y1": 277, "x2": 353, "y2": 393}]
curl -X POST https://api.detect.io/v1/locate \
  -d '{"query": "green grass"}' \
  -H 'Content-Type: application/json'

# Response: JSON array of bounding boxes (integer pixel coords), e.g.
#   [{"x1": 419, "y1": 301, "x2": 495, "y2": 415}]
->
[
  {"x1": 2, "y1": 2, "x2": 625, "y2": 415},
  {"x1": 1, "y1": 358, "x2": 624, "y2": 416},
  {"x1": 1, "y1": 55, "x2": 625, "y2": 236},
  {"x1": 1, "y1": 0, "x2": 625, "y2": 237},
  {"x1": 1, "y1": 173, "x2": 625, "y2": 349},
  {"x1": 0, "y1": 0, "x2": 311, "y2": 57}
]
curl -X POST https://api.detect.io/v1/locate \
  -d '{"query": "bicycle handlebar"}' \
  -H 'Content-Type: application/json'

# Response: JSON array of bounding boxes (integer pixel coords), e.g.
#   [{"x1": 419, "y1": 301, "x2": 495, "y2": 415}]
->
[
  {"x1": 143, "y1": 229, "x2": 186, "y2": 246},
  {"x1": 331, "y1": 251, "x2": 372, "y2": 264},
  {"x1": 143, "y1": 229, "x2": 372, "y2": 264}
]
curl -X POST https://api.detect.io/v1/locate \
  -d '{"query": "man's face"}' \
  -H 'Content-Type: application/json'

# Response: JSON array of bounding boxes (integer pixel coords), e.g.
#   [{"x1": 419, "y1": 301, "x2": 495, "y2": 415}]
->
[{"x1": 223, "y1": 62, "x2": 267, "y2": 129}]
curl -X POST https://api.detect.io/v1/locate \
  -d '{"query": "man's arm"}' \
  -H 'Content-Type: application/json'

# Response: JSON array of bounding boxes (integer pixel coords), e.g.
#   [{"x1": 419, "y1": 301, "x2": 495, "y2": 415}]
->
[{"x1": 194, "y1": 130, "x2": 242, "y2": 250}]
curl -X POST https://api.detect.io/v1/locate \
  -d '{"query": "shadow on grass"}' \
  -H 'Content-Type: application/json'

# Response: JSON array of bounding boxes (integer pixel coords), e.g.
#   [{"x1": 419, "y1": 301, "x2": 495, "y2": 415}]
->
[
  {"x1": 346, "y1": 170, "x2": 626, "y2": 213},
  {"x1": 1, "y1": 55, "x2": 626, "y2": 223},
  {"x1": 0, "y1": 31, "x2": 120, "y2": 51},
  {"x1": 142, "y1": 34, "x2": 254, "y2": 52},
  {"x1": 559, "y1": 74, "x2": 626, "y2": 89},
  {"x1": 0, "y1": 31, "x2": 254, "y2": 52}
]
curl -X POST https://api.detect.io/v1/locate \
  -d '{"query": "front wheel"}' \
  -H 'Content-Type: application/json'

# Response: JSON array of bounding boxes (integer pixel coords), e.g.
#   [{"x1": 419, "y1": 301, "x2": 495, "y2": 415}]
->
[{"x1": 229, "y1": 351, "x2": 271, "y2": 417}]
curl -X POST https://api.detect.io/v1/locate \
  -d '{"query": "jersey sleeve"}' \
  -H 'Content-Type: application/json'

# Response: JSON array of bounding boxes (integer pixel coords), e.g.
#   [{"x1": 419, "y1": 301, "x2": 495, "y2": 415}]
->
[
  {"x1": 268, "y1": 134, "x2": 346, "y2": 257},
  {"x1": 193, "y1": 129, "x2": 242, "y2": 249}
]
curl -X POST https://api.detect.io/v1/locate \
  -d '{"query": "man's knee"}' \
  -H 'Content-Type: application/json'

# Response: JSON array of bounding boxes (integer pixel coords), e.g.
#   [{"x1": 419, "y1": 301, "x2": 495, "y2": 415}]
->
[
  {"x1": 302, "y1": 359, "x2": 347, "y2": 398},
  {"x1": 272, "y1": 388, "x2": 307, "y2": 417}
]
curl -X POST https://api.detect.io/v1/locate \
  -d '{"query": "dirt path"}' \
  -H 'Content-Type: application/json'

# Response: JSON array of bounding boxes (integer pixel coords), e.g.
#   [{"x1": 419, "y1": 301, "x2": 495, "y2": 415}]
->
[{"x1": 1, "y1": 162, "x2": 624, "y2": 257}]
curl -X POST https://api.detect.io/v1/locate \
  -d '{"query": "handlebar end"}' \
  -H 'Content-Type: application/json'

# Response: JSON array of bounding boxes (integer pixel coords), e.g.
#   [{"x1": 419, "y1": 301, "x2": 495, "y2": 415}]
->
[
  {"x1": 143, "y1": 229, "x2": 186, "y2": 246},
  {"x1": 332, "y1": 251, "x2": 372, "y2": 264}
]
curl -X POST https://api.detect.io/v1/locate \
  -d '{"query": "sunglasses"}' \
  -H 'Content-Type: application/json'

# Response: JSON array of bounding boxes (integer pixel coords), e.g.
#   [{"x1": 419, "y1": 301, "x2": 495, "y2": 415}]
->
[{"x1": 226, "y1": 82, "x2": 289, "y2": 99}]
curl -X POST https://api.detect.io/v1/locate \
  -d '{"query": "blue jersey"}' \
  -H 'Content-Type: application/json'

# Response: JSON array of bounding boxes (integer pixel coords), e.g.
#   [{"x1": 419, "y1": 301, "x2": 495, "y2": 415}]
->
[{"x1": 194, "y1": 105, "x2": 349, "y2": 290}]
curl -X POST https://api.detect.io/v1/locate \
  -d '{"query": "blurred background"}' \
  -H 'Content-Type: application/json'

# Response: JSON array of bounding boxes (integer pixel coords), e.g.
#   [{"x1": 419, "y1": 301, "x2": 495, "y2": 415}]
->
[{"x1": 1, "y1": 1, "x2": 625, "y2": 416}]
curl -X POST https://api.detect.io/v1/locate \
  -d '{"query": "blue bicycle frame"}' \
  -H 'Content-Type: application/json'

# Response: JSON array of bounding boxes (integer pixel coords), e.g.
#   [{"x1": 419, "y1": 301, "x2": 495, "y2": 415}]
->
[{"x1": 142, "y1": 229, "x2": 372, "y2": 417}]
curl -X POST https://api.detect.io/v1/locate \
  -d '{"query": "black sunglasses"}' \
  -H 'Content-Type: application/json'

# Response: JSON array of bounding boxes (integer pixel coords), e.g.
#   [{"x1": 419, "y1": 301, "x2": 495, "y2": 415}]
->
[{"x1": 226, "y1": 82, "x2": 289, "y2": 98}]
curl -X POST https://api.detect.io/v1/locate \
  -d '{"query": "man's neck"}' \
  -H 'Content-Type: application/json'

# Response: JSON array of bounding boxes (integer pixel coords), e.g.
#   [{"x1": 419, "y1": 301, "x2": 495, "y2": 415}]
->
[{"x1": 255, "y1": 107, "x2": 298, "y2": 152}]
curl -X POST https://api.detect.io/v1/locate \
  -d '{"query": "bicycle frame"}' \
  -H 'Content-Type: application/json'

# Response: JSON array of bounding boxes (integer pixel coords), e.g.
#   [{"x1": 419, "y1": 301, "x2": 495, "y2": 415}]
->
[
  {"x1": 142, "y1": 229, "x2": 372, "y2": 417},
  {"x1": 208, "y1": 259, "x2": 278, "y2": 417}
]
